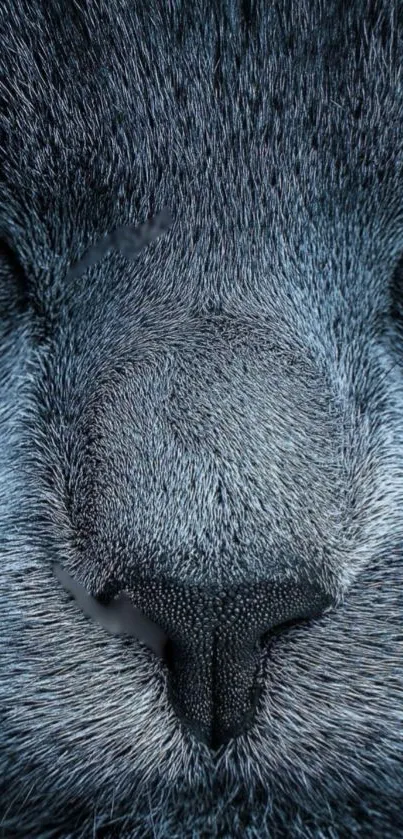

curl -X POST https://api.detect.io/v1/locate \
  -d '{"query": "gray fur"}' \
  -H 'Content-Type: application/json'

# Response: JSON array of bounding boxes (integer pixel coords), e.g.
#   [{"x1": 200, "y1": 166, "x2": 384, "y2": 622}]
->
[{"x1": 1, "y1": 0, "x2": 403, "y2": 835}]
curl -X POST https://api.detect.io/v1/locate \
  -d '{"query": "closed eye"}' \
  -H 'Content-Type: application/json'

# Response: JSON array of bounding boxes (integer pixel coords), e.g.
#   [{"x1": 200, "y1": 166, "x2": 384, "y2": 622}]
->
[{"x1": 66, "y1": 208, "x2": 173, "y2": 281}]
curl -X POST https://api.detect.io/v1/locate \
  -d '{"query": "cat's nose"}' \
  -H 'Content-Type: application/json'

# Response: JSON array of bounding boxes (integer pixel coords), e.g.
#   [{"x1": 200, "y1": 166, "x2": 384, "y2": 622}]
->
[
  {"x1": 122, "y1": 575, "x2": 332, "y2": 750},
  {"x1": 53, "y1": 564, "x2": 332, "y2": 750},
  {"x1": 165, "y1": 625, "x2": 267, "y2": 750}
]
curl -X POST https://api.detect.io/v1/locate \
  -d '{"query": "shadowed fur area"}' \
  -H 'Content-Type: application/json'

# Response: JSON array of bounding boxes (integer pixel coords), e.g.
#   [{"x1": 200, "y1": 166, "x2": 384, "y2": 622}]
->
[{"x1": 1, "y1": 0, "x2": 403, "y2": 836}]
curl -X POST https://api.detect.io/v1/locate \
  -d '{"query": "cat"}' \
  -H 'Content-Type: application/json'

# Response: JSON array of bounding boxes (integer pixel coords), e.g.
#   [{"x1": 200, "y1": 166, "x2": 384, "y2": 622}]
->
[{"x1": 1, "y1": 1, "x2": 402, "y2": 835}]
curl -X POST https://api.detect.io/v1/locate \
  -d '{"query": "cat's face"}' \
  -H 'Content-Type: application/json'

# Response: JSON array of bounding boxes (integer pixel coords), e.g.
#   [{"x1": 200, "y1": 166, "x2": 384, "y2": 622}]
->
[{"x1": 1, "y1": 0, "x2": 402, "y2": 836}]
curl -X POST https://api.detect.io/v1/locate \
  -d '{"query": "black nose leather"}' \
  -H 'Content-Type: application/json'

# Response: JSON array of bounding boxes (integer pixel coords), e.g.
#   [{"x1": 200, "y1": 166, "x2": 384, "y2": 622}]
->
[
  {"x1": 53, "y1": 564, "x2": 332, "y2": 750},
  {"x1": 148, "y1": 580, "x2": 332, "y2": 750}
]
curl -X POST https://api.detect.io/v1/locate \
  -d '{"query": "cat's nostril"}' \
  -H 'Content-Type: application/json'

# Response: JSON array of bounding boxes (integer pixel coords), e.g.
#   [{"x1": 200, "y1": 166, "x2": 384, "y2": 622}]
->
[
  {"x1": 259, "y1": 613, "x2": 308, "y2": 646},
  {"x1": 52, "y1": 563, "x2": 169, "y2": 658},
  {"x1": 163, "y1": 637, "x2": 176, "y2": 671}
]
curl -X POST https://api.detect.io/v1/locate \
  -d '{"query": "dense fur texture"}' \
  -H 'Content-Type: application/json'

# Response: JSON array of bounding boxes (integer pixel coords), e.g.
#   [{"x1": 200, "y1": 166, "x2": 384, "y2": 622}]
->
[{"x1": 1, "y1": 0, "x2": 403, "y2": 835}]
